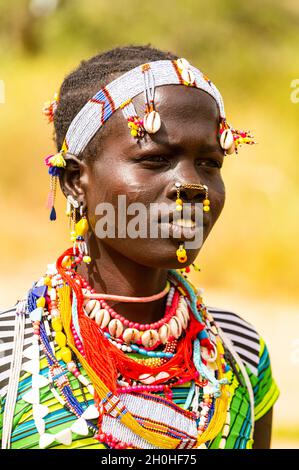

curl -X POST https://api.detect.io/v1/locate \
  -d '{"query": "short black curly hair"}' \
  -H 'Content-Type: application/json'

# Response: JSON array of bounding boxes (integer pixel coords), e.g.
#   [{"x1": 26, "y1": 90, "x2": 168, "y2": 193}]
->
[{"x1": 54, "y1": 45, "x2": 178, "y2": 160}]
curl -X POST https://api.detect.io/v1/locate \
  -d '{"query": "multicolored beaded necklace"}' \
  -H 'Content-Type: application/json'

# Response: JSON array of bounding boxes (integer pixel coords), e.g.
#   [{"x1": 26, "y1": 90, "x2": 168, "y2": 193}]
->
[{"x1": 24, "y1": 247, "x2": 232, "y2": 449}]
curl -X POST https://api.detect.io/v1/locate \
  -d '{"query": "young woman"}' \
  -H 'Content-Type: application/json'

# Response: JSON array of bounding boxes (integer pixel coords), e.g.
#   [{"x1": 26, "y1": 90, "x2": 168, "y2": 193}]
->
[{"x1": 0, "y1": 45, "x2": 279, "y2": 450}]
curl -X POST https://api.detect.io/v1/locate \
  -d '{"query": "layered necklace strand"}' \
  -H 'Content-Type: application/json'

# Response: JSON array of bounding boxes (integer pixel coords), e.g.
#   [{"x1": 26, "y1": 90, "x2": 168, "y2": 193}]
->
[{"x1": 25, "y1": 258, "x2": 231, "y2": 449}]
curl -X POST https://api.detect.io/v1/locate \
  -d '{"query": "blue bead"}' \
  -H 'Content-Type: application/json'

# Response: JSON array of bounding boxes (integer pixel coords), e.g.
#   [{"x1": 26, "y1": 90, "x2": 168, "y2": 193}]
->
[
  {"x1": 147, "y1": 351, "x2": 156, "y2": 357},
  {"x1": 165, "y1": 353, "x2": 173, "y2": 359},
  {"x1": 197, "y1": 330, "x2": 208, "y2": 340}
]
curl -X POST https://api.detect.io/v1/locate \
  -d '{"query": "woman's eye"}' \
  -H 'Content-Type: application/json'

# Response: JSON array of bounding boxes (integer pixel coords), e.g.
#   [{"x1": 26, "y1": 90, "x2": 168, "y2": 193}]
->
[
  {"x1": 139, "y1": 155, "x2": 169, "y2": 165},
  {"x1": 197, "y1": 159, "x2": 222, "y2": 169}
]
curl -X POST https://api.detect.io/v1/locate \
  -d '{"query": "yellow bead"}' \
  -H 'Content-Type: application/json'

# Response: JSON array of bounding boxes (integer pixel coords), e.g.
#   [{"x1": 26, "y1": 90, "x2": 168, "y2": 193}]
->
[
  {"x1": 131, "y1": 129, "x2": 138, "y2": 137},
  {"x1": 176, "y1": 247, "x2": 186, "y2": 257},
  {"x1": 55, "y1": 331, "x2": 67, "y2": 347},
  {"x1": 52, "y1": 317, "x2": 63, "y2": 332},
  {"x1": 70, "y1": 230, "x2": 76, "y2": 242},
  {"x1": 203, "y1": 206, "x2": 210, "y2": 212},
  {"x1": 36, "y1": 297, "x2": 45, "y2": 308},
  {"x1": 203, "y1": 199, "x2": 210, "y2": 206},
  {"x1": 83, "y1": 255, "x2": 91, "y2": 264},
  {"x1": 175, "y1": 198, "x2": 183, "y2": 205},
  {"x1": 44, "y1": 276, "x2": 52, "y2": 286},
  {"x1": 60, "y1": 346, "x2": 72, "y2": 364},
  {"x1": 75, "y1": 217, "x2": 89, "y2": 237},
  {"x1": 176, "y1": 205, "x2": 183, "y2": 211}
]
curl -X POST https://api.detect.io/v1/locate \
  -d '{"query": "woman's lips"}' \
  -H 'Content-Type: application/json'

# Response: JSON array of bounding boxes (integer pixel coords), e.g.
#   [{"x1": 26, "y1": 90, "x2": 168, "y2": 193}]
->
[{"x1": 158, "y1": 219, "x2": 204, "y2": 241}]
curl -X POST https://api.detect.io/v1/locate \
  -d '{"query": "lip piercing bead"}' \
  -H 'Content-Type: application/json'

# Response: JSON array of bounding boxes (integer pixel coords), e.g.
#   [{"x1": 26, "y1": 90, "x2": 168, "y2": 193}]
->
[{"x1": 176, "y1": 244, "x2": 187, "y2": 263}]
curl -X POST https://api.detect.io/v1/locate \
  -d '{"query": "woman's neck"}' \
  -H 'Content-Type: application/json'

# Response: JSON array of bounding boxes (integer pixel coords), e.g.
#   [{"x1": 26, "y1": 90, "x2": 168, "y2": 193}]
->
[{"x1": 76, "y1": 238, "x2": 169, "y2": 325}]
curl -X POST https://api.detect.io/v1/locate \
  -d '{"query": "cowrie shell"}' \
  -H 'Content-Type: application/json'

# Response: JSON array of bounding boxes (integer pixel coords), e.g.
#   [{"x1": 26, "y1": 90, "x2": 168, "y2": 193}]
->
[
  {"x1": 220, "y1": 128, "x2": 234, "y2": 150},
  {"x1": 83, "y1": 299, "x2": 98, "y2": 315},
  {"x1": 179, "y1": 301, "x2": 189, "y2": 319},
  {"x1": 89, "y1": 301, "x2": 102, "y2": 320},
  {"x1": 158, "y1": 324, "x2": 170, "y2": 344},
  {"x1": 108, "y1": 318, "x2": 123, "y2": 338},
  {"x1": 141, "y1": 329, "x2": 159, "y2": 348},
  {"x1": 176, "y1": 58, "x2": 191, "y2": 69},
  {"x1": 181, "y1": 68, "x2": 195, "y2": 85},
  {"x1": 143, "y1": 110, "x2": 161, "y2": 134},
  {"x1": 138, "y1": 373, "x2": 155, "y2": 385},
  {"x1": 169, "y1": 316, "x2": 182, "y2": 339},
  {"x1": 95, "y1": 309, "x2": 110, "y2": 328},
  {"x1": 226, "y1": 142, "x2": 235, "y2": 155},
  {"x1": 123, "y1": 328, "x2": 140, "y2": 344},
  {"x1": 176, "y1": 308, "x2": 188, "y2": 329},
  {"x1": 155, "y1": 371, "x2": 170, "y2": 382}
]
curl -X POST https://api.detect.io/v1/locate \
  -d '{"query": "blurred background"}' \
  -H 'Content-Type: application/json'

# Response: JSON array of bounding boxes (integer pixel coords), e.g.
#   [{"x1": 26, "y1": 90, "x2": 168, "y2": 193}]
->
[{"x1": 0, "y1": 0, "x2": 298, "y2": 448}]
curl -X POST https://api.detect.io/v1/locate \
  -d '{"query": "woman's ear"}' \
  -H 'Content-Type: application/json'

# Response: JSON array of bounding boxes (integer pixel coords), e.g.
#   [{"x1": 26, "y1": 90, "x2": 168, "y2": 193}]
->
[{"x1": 59, "y1": 153, "x2": 88, "y2": 207}]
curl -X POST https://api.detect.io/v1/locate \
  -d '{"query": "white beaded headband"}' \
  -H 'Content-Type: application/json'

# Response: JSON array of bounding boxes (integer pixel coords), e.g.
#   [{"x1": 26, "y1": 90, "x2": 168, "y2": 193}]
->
[
  {"x1": 43, "y1": 57, "x2": 255, "y2": 220},
  {"x1": 63, "y1": 58, "x2": 225, "y2": 156}
]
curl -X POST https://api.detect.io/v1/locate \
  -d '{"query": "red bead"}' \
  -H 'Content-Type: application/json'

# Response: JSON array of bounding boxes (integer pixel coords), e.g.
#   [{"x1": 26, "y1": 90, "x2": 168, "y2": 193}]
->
[{"x1": 118, "y1": 442, "x2": 127, "y2": 449}]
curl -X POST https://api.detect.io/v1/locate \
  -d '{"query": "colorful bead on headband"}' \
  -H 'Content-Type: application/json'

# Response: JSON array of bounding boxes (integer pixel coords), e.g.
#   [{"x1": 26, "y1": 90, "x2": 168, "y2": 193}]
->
[{"x1": 43, "y1": 58, "x2": 255, "y2": 219}]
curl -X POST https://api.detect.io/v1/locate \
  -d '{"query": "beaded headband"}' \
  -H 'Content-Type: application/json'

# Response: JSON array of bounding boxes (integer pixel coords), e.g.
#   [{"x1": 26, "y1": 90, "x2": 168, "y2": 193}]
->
[{"x1": 43, "y1": 58, "x2": 255, "y2": 220}]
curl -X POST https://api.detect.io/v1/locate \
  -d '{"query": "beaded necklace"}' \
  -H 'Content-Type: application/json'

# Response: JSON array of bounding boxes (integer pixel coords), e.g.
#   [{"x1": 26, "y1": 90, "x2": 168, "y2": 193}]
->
[{"x1": 24, "y1": 247, "x2": 232, "y2": 449}]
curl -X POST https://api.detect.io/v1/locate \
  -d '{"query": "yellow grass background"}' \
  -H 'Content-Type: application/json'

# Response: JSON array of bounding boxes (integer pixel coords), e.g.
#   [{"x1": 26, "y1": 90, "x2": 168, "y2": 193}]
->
[{"x1": 0, "y1": 0, "x2": 298, "y2": 448}]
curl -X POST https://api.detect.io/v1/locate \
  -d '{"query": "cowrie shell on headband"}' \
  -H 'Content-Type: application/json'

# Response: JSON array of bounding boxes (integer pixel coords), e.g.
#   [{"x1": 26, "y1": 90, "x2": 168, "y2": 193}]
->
[
  {"x1": 143, "y1": 110, "x2": 161, "y2": 134},
  {"x1": 220, "y1": 128, "x2": 234, "y2": 150}
]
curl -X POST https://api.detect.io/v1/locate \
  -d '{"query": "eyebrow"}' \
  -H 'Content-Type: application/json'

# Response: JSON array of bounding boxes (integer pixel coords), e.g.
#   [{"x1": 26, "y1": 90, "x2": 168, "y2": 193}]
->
[{"x1": 126, "y1": 139, "x2": 223, "y2": 157}]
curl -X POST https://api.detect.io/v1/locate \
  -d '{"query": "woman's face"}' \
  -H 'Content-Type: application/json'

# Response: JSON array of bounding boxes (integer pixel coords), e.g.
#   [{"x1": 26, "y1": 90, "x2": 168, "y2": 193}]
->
[{"x1": 79, "y1": 85, "x2": 225, "y2": 269}]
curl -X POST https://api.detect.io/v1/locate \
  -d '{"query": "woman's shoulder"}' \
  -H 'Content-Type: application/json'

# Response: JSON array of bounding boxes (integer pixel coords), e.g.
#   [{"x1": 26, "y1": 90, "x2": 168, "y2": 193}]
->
[{"x1": 207, "y1": 305, "x2": 261, "y2": 376}]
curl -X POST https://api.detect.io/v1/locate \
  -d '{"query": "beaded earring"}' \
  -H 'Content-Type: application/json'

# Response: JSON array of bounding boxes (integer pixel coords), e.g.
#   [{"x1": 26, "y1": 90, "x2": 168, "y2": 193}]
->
[{"x1": 66, "y1": 196, "x2": 91, "y2": 264}]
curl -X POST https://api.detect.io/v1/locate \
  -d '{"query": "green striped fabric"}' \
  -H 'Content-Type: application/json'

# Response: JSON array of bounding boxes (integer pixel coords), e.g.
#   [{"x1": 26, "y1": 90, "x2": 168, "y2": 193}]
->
[{"x1": 0, "y1": 333, "x2": 279, "y2": 449}]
